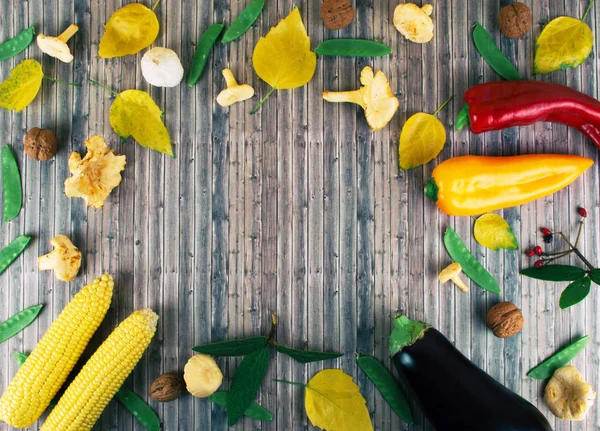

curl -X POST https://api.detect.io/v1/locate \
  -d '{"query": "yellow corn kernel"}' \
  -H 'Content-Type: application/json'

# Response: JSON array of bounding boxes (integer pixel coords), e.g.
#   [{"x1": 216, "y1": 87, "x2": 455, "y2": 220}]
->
[
  {"x1": 0, "y1": 274, "x2": 114, "y2": 428},
  {"x1": 41, "y1": 308, "x2": 158, "y2": 431}
]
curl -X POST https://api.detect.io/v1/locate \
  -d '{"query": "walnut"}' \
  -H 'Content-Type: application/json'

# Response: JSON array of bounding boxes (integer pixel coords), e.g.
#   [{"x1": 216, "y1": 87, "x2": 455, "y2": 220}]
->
[
  {"x1": 486, "y1": 302, "x2": 524, "y2": 338},
  {"x1": 149, "y1": 373, "x2": 183, "y2": 402},
  {"x1": 498, "y1": 2, "x2": 532, "y2": 39},
  {"x1": 24, "y1": 128, "x2": 57, "y2": 161}
]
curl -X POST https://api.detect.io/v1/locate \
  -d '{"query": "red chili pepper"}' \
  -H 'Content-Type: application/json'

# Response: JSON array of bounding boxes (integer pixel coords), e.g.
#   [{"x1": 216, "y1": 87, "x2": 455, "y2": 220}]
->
[{"x1": 456, "y1": 81, "x2": 600, "y2": 148}]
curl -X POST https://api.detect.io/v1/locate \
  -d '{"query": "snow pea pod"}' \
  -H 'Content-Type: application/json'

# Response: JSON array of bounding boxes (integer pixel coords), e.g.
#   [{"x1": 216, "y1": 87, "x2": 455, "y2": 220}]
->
[
  {"x1": 187, "y1": 23, "x2": 225, "y2": 87},
  {"x1": 115, "y1": 387, "x2": 161, "y2": 431},
  {"x1": 222, "y1": 0, "x2": 265, "y2": 43},
  {"x1": 0, "y1": 235, "x2": 31, "y2": 275},
  {"x1": 315, "y1": 39, "x2": 392, "y2": 57},
  {"x1": 528, "y1": 335, "x2": 589, "y2": 380},
  {"x1": 0, "y1": 304, "x2": 43, "y2": 344},
  {"x1": 2, "y1": 145, "x2": 22, "y2": 222},
  {"x1": 0, "y1": 27, "x2": 35, "y2": 61},
  {"x1": 472, "y1": 23, "x2": 521, "y2": 81},
  {"x1": 443, "y1": 227, "x2": 500, "y2": 294}
]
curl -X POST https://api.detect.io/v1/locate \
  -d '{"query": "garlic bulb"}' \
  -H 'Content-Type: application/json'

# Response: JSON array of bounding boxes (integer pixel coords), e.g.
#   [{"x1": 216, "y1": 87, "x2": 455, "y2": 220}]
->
[{"x1": 141, "y1": 47, "x2": 184, "y2": 88}]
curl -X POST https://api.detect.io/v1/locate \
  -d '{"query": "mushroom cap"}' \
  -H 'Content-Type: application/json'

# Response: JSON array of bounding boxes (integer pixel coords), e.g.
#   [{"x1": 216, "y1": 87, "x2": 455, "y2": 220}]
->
[
  {"x1": 393, "y1": 3, "x2": 435, "y2": 43},
  {"x1": 359, "y1": 67, "x2": 399, "y2": 131},
  {"x1": 216, "y1": 84, "x2": 255, "y2": 107},
  {"x1": 141, "y1": 47, "x2": 184, "y2": 88},
  {"x1": 545, "y1": 365, "x2": 596, "y2": 421},
  {"x1": 438, "y1": 262, "x2": 462, "y2": 283},
  {"x1": 37, "y1": 34, "x2": 73, "y2": 63},
  {"x1": 38, "y1": 234, "x2": 82, "y2": 282}
]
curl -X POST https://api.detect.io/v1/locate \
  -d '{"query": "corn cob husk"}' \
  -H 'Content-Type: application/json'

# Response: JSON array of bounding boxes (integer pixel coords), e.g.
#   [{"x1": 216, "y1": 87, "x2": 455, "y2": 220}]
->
[
  {"x1": 0, "y1": 274, "x2": 114, "y2": 428},
  {"x1": 41, "y1": 308, "x2": 158, "y2": 431}
]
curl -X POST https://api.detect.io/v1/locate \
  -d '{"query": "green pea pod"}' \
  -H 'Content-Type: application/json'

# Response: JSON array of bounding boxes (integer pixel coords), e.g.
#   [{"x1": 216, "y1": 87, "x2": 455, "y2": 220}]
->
[
  {"x1": 0, "y1": 304, "x2": 43, "y2": 344},
  {"x1": 472, "y1": 23, "x2": 521, "y2": 81},
  {"x1": 443, "y1": 227, "x2": 500, "y2": 294},
  {"x1": 315, "y1": 39, "x2": 392, "y2": 57},
  {"x1": 0, "y1": 27, "x2": 35, "y2": 61},
  {"x1": 187, "y1": 23, "x2": 225, "y2": 87},
  {"x1": 0, "y1": 235, "x2": 31, "y2": 275},
  {"x1": 356, "y1": 356, "x2": 413, "y2": 424},
  {"x1": 528, "y1": 335, "x2": 589, "y2": 380},
  {"x1": 222, "y1": 0, "x2": 265, "y2": 43},
  {"x1": 2, "y1": 145, "x2": 22, "y2": 222},
  {"x1": 210, "y1": 391, "x2": 273, "y2": 421},
  {"x1": 115, "y1": 387, "x2": 161, "y2": 431}
]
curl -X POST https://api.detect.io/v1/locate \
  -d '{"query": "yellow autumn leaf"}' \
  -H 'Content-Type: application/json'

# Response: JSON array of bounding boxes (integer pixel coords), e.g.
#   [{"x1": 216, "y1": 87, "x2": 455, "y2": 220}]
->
[
  {"x1": 305, "y1": 369, "x2": 373, "y2": 431},
  {"x1": 0, "y1": 59, "x2": 44, "y2": 112},
  {"x1": 109, "y1": 89, "x2": 172, "y2": 156},
  {"x1": 534, "y1": 16, "x2": 593, "y2": 74},
  {"x1": 474, "y1": 213, "x2": 519, "y2": 251},
  {"x1": 399, "y1": 112, "x2": 446, "y2": 170},
  {"x1": 98, "y1": 3, "x2": 159, "y2": 58},
  {"x1": 253, "y1": 7, "x2": 316, "y2": 92}
]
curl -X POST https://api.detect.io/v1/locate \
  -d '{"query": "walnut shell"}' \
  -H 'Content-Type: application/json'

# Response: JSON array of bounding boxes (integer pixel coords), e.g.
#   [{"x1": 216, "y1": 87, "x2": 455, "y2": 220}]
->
[
  {"x1": 498, "y1": 2, "x2": 532, "y2": 39},
  {"x1": 24, "y1": 128, "x2": 57, "y2": 161},
  {"x1": 486, "y1": 302, "x2": 524, "y2": 338},
  {"x1": 149, "y1": 373, "x2": 183, "y2": 402}
]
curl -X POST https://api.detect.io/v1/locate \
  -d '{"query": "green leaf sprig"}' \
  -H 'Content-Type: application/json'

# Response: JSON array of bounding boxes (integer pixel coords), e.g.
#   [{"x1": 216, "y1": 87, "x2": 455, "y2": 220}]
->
[{"x1": 192, "y1": 313, "x2": 343, "y2": 426}]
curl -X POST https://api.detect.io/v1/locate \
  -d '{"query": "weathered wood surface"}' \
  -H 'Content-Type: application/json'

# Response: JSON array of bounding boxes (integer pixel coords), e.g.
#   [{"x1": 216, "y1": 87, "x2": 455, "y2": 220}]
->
[{"x1": 1, "y1": 0, "x2": 599, "y2": 430}]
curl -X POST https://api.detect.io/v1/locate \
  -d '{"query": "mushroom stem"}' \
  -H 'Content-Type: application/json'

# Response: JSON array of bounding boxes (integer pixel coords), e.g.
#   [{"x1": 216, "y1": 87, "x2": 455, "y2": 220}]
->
[
  {"x1": 57, "y1": 24, "x2": 79, "y2": 43},
  {"x1": 450, "y1": 275, "x2": 469, "y2": 292},
  {"x1": 322, "y1": 89, "x2": 365, "y2": 108},
  {"x1": 222, "y1": 68, "x2": 238, "y2": 88}
]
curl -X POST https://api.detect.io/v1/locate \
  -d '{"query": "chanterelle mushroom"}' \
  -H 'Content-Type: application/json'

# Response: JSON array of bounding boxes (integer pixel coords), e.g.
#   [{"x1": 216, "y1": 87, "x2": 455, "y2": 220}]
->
[
  {"x1": 141, "y1": 47, "x2": 184, "y2": 88},
  {"x1": 323, "y1": 66, "x2": 399, "y2": 131},
  {"x1": 38, "y1": 235, "x2": 82, "y2": 282},
  {"x1": 545, "y1": 365, "x2": 596, "y2": 421},
  {"x1": 216, "y1": 69, "x2": 255, "y2": 107},
  {"x1": 438, "y1": 262, "x2": 469, "y2": 292},
  {"x1": 37, "y1": 24, "x2": 79, "y2": 63},
  {"x1": 393, "y1": 3, "x2": 434, "y2": 43}
]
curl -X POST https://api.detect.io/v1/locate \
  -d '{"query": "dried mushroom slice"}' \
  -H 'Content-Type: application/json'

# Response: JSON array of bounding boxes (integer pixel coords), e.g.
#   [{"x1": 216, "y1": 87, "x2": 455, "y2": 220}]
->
[
  {"x1": 545, "y1": 365, "x2": 596, "y2": 421},
  {"x1": 393, "y1": 3, "x2": 434, "y2": 43}
]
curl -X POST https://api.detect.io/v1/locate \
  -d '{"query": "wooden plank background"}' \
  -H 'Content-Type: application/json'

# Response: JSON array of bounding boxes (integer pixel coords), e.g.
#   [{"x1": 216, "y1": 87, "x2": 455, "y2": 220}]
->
[{"x1": 0, "y1": 0, "x2": 599, "y2": 430}]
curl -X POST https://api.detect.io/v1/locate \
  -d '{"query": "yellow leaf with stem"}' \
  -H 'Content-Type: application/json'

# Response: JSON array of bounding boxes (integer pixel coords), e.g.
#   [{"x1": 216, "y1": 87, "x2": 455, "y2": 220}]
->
[
  {"x1": 98, "y1": 2, "x2": 160, "y2": 58},
  {"x1": 305, "y1": 369, "x2": 373, "y2": 431},
  {"x1": 0, "y1": 60, "x2": 43, "y2": 112},
  {"x1": 474, "y1": 213, "x2": 519, "y2": 251},
  {"x1": 534, "y1": 1, "x2": 594, "y2": 74},
  {"x1": 251, "y1": 7, "x2": 316, "y2": 113}
]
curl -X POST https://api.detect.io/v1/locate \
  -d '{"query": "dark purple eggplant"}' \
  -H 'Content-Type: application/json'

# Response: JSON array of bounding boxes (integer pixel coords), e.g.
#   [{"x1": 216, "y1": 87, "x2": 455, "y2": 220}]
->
[{"x1": 389, "y1": 315, "x2": 552, "y2": 431}]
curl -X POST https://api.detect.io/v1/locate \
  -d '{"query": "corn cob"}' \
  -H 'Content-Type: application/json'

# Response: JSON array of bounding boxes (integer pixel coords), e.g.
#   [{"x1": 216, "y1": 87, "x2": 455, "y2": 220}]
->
[
  {"x1": 0, "y1": 274, "x2": 114, "y2": 428},
  {"x1": 41, "y1": 308, "x2": 158, "y2": 431}
]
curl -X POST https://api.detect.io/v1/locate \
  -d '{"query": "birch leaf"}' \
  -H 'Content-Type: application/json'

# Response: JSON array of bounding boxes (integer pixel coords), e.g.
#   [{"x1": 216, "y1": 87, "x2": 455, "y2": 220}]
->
[
  {"x1": 305, "y1": 369, "x2": 373, "y2": 431},
  {"x1": 534, "y1": 16, "x2": 593, "y2": 74},
  {"x1": 0, "y1": 59, "x2": 43, "y2": 112},
  {"x1": 109, "y1": 89, "x2": 172, "y2": 156},
  {"x1": 474, "y1": 213, "x2": 519, "y2": 251},
  {"x1": 399, "y1": 113, "x2": 446, "y2": 169},
  {"x1": 98, "y1": 4, "x2": 159, "y2": 58}
]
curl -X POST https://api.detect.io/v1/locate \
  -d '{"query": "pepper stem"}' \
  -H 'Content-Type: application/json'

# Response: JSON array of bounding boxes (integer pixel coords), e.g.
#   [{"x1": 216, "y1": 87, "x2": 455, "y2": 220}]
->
[
  {"x1": 582, "y1": 0, "x2": 595, "y2": 21},
  {"x1": 455, "y1": 104, "x2": 470, "y2": 131},
  {"x1": 89, "y1": 79, "x2": 119, "y2": 96},
  {"x1": 251, "y1": 86, "x2": 276, "y2": 115},
  {"x1": 57, "y1": 24, "x2": 79, "y2": 43},
  {"x1": 43, "y1": 76, "x2": 81, "y2": 87},
  {"x1": 433, "y1": 95, "x2": 454, "y2": 116},
  {"x1": 424, "y1": 178, "x2": 439, "y2": 203},
  {"x1": 322, "y1": 89, "x2": 365, "y2": 108}
]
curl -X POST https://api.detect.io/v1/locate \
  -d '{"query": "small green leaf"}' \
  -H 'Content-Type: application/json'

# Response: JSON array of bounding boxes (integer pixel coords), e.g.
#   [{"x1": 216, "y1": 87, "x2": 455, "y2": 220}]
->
[
  {"x1": 520, "y1": 264, "x2": 586, "y2": 282},
  {"x1": 274, "y1": 344, "x2": 343, "y2": 364},
  {"x1": 528, "y1": 335, "x2": 589, "y2": 379},
  {"x1": 210, "y1": 391, "x2": 273, "y2": 421},
  {"x1": 588, "y1": 268, "x2": 600, "y2": 285},
  {"x1": 193, "y1": 336, "x2": 268, "y2": 356},
  {"x1": 559, "y1": 277, "x2": 591, "y2": 309},
  {"x1": 356, "y1": 356, "x2": 413, "y2": 424},
  {"x1": 227, "y1": 346, "x2": 270, "y2": 426}
]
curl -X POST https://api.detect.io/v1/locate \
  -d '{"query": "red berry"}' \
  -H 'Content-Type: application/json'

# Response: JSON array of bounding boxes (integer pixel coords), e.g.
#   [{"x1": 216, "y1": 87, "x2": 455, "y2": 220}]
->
[
  {"x1": 541, "y1": 228, "x2": 552, "y2": 236},
  {"x1": 534, "y1": 246, "x2": 543, "y2": 256},
  {"x1": 579, "y1": 207, "x2": 587, "y2": 217},
  {"x1": 534, "y1": 260, "x2": 544, "y2": 268},
  {"x1": 526, "y1": 249, "x2": 535, "y2": 257}
]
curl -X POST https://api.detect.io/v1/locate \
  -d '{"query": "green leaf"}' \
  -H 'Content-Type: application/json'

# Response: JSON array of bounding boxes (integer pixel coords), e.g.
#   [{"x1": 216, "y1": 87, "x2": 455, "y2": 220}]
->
[
  {"x1": 274, "y1": 344, "x2": 343, "y2": 364},
  {"x1": 528, "y1": 335, "x2": 590, "y2": 379},
  {"x1": 193, "y1": 336, "x2": 268, "y2": 356},
  {"x1": 559, "y1": 277, "x2": 591, "y2": 309},
  {"x1": 472, "y1": 23, "x2": 521, "y2": 81},
  {"x1": 210, "y1": 391, "x2": 273, "y2": 421},
  {"x1": 227, "y1": 346, "x2": 270, "y2": 426},
  {"x1": 520, "y1": 264, "x2": 586, "y2": 282},
  {"x1": 356, "y1": 356, "x2": 413, "y2": 424},
  {"x1": 588, "y1": 268, "x2": 600, "y2": 285}
]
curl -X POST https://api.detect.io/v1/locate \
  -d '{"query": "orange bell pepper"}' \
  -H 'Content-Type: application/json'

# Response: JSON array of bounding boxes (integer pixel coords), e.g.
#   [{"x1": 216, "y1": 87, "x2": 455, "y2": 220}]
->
[{"x1": 425, "y1": 154, "x2": 593, "y2": 216}]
